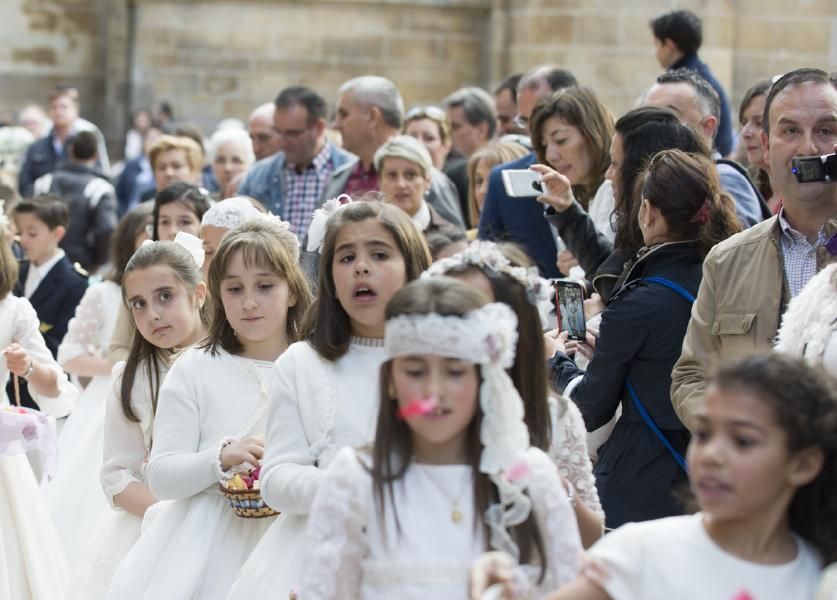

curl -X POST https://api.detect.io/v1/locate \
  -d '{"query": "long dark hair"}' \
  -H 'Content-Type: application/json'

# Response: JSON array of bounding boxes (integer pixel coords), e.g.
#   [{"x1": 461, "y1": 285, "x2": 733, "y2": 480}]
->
[
  {"x1": 152, "y1": 182, "x2": 211, "y2": 241},
  {"x1": 119, "y1": 241, "x2": 203, "y2": 422},
  {"x1": 529, "y1": 87, "x2": 613, "y2": 209},
  {"x1": 711, "y1": 354, "x2": 837, "y2": 563},
  {"x1": 301, "y1": 201, "x2": 431, "y2": 361},
  {"x1": 611, "y1": 107, "x2": 711, "y2": 257},
  {"x1": 440, "y1": 243, "x2": 551, "y2": 452},
  {"x1": 106, "y1": 202, "x2": 153, "y2": 285},
  {"x1": 372, "y1": 277, "x2": 547, "y2": 579},
  {"x1": 636, "y1": 149, "x2": 741, "y2": 257},
  {"x1": 203, "y1": 219, "x2": 312, "y2": 356}
]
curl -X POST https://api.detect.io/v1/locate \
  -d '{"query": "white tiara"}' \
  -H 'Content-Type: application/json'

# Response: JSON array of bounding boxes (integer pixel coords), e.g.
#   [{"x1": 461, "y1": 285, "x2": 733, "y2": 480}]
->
[
  {"x1": 200, "y1": 196, "x2": 262, "y2": 230},
  {"x1": 306, "y1": 194, "x2": 354, "y2": 253},
  {"x1": 384, "y1": 303, "x2": 532, "y2": 559},
  {"x1": 423, "y1": 240, "x2": 553, "y2": 327}
]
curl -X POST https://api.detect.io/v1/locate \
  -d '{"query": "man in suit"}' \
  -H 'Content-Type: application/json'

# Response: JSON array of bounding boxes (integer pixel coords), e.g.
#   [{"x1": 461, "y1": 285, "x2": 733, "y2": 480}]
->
[{"x1": 478, "y1": 65, "x2": 577, "y2": 277}]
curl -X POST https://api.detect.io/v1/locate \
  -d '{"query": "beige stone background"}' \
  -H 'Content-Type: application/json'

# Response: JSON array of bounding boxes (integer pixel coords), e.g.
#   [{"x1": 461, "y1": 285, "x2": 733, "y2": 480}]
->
[{"x1": 1, "y1": 0, "x2": 835, "y2": 160}]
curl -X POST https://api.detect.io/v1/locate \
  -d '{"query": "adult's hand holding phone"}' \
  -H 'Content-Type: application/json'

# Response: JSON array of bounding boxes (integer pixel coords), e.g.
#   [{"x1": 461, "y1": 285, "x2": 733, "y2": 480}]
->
[{"x1": 529, "y1": 164, "x2": 574, "y2": 213}]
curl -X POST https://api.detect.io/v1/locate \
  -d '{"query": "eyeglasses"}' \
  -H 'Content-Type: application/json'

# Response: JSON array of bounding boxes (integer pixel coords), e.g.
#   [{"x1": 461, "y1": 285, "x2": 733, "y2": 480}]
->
[
  {"x1": 272, "y1": 127, "x2": 312, "y2": 140},
  {"x1": 405, "y1": 105, "x2": 448, "y2": 123}
]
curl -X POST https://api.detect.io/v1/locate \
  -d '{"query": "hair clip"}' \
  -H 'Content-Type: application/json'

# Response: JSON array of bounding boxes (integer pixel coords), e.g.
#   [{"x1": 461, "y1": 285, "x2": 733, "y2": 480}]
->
[{"x1": 306, "y1": 194, "x2": 353, "y2": 253}]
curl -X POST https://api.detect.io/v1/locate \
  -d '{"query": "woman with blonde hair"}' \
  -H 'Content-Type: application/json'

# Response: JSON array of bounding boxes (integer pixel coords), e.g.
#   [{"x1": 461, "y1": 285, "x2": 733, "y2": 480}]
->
[
  {"x1": 466, "y1": 140, "x2": 529, "y2": 238},
  {"x1": 148, "y1": 134, "x2": 204, "y2": 192}
]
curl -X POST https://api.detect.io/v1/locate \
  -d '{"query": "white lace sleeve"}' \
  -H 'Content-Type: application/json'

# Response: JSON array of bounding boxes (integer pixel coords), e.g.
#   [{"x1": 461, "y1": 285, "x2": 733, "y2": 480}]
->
[
  {"x1": 297, "y1": 446, "x2": 370, "y2": 599},
  {"x1": 520, "y1": 447, "x2": 583, "y2": 597},
  {"x1": 13, "y1": 298, "x2": 77, "y2": 417},
  {"x1": 100, "y1": 362, "x2": 147, "y2": 508},
  {"x1": 549, "y1": 395, "x2": 604, "y2": 520},
  {"x1": 57, "y1": 283, "x2": 107, "y2": 365}
]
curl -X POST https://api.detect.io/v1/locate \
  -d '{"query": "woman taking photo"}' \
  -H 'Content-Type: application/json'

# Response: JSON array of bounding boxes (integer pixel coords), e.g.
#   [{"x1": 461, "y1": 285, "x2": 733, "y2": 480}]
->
[{"x1": 545, "y1": 150, "x2": 740, "y2": 528}]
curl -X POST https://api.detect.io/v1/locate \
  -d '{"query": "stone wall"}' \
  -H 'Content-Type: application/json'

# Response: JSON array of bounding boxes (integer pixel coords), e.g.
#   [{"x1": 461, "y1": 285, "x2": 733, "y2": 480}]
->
[{"x1": 1, "y1": 0, "x2": 835, "y2": 161}]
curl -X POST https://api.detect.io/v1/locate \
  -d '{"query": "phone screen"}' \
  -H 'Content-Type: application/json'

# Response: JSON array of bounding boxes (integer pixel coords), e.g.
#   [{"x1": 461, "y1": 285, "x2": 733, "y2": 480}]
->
[{"x1": 555, "y1": 281, "x2": 586, "y2": 341}]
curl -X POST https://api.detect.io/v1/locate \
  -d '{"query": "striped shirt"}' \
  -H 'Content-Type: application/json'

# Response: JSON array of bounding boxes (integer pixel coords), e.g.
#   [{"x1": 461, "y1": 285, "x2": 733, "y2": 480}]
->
[
  {"x1": 778, "y1": 209, "x2": 828, "y2": 298},
  {"x1": 283, "y1": 141, "x2": 334, "y2": 237}
]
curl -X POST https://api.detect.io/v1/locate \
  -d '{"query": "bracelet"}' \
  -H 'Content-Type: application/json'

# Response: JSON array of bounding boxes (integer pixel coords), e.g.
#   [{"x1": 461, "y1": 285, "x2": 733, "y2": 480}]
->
[
  {"x1": 215, "y1": 436, "x2": 237, "y2": 481},
  {"x1": 22, "y1": 360, "x2": 35, "y2": 379}
]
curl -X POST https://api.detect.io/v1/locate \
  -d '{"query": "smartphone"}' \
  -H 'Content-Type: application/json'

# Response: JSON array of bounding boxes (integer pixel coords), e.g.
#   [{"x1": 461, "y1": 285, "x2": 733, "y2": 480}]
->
[
  {"x1": 501, "y1": 169, "x2": 543, "y2": 197},
  {"x1": 553, "y1": 278, "x2": 586, "y2": 341}
]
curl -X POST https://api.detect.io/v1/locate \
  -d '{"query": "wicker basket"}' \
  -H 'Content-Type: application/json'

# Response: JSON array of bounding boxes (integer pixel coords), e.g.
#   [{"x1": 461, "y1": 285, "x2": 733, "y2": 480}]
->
[{"x1": 219, "y1": 483, "x2": 279, "y2": 519}]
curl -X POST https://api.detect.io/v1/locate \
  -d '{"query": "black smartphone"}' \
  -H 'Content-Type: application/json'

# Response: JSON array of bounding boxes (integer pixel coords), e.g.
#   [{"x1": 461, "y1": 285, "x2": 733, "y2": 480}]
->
[{"x1": 553, "y1": 278, "x2": 586, "y2": 341}]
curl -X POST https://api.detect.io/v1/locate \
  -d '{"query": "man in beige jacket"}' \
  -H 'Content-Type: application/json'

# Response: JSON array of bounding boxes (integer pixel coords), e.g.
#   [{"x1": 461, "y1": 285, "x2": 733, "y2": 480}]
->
[{"x1": 671, "y1": 68, "x2": 837, "y2": 424}]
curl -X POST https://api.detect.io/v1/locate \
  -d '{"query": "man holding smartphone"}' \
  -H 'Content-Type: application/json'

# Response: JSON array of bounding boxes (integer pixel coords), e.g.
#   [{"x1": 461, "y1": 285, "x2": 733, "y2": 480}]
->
[{"x1": 671, "y1": 68, "x2": 837, "y2": 424}]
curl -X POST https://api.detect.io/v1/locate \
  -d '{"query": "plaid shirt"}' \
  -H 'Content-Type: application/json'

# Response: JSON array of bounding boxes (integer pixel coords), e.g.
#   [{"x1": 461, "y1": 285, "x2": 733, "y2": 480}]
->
[
  {"x1": 283, "y1": 141, "x2": 334, "y2": 237},
  {"x1": 778, "y1": 209, "x2": 829, "y2": 298}
]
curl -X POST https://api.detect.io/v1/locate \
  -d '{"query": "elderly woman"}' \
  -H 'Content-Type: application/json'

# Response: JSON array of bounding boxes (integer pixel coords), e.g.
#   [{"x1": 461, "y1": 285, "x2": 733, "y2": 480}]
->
[
  {"x1": 374, "y1": 135, "x2": 459, "y2": 236},
  {"x1": 207, "y1": 128, "x2": 255, "y2": 198},
  {"x1": 148, "y1": 134, "x2": 204, "y2": 195}
]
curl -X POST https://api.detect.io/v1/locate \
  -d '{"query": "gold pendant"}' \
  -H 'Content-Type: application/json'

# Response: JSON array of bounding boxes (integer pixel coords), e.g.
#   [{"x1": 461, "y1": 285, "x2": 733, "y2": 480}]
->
[{"x1": 452, "y1": 508, "x2": 463, "y2": 523}]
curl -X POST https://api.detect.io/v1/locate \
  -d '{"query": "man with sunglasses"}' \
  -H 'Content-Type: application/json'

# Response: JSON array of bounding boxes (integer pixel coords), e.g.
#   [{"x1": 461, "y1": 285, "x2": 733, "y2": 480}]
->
[{"x1": 238, "y1": 86, "x2": 356, "y2": 238}]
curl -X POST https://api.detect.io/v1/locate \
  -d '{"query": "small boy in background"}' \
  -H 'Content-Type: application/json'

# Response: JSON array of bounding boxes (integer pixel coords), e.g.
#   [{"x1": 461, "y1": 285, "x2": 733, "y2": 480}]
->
[{"x1": 12, "y1": 195, "x2": 87, "y2": 356}]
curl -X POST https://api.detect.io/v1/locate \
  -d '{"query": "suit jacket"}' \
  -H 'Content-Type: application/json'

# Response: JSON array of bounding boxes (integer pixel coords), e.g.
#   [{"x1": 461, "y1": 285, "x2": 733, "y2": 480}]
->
[
  {"x1": 477, "y1": 153, "x2": 560, "y2": 278},
  {"x1": 15, "y1": 256, "x2": 88, "y2": 357}
]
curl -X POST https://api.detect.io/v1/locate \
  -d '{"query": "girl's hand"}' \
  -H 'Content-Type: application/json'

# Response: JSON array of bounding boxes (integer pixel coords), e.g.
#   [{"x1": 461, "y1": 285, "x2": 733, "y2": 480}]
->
[
  {"x1": 469, "y1": 551, "x2": 517, "y2": 600},
  {"x1": 544, "y1": 329, "x2": 569, "y2": 358},
  {"x1": 220, "y1": 436, "x2": 264, "y2": 471},
  {"x1": 557, "y1": 250, "x2": 579, "y2": 277},
  {"x1": 2, "y1": 344, "x2": 32, "y2": 377},
  {"x1": 583, "y1": 293, "x2": 604, "y2": 322},
  {"x1": 529, "y1": 164, "x2": 575, "y2": 213}
]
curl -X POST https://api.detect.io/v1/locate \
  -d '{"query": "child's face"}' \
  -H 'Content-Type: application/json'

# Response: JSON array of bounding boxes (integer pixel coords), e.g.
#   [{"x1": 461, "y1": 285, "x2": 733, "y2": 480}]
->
[
  {"x1": 15, "y1": 212, "x2": 62, "y2": 266},
  {"x1": 157, "y1": 201, "x2": 201, "y2": 242},
  {"x1": 687, "y1": 385, "x2": 816, "y2": 523},
  {"x1": 124, "y1": 265, "x2": 205, "y2": 350},
  {"x1": 219, "y1": 249, "x2": 295, "y2": 354},
  {"x1": 391, "y1": 354, "x2": 479, "y2": 464},
  {"x1": 332, "y1": 218, "x2": 407, "y2": 338}
]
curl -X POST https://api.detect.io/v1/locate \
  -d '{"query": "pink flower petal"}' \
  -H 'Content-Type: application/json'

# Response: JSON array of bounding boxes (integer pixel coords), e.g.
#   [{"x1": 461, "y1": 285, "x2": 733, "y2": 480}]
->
[
  {"x1": 732, "y1": 591, "x2": 755, "y2": 600},
  {"x1": 397, "y1": 396, "x2": 437, "y2": 419},
  {"x1": 505, "y1": 458, "x2": 529, "y2": 482}
]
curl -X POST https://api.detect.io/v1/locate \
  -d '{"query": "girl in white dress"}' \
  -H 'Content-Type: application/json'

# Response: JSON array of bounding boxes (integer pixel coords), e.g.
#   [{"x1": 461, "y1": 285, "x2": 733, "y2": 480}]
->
[
  {"x1": 228, "y1": 200, "x2": 433, "y2": 599},
  {"x1": 297, "y1": 277, "x2": 582, "y2": 598},
  {"x1": 66, "y1": 234, "x2": 207, "y2": 600},
  {"x1": 106, "y1": 217, "x2": 312, "y2": 600},
  {"x1": 425, "y1": 240, "x2": 604, "y2": 547},
  {"x1": 474, "y1": 354, "x2": 837, "y2": 600},
  {"x1": 48, "y1": 203, "x2": 152, "y2": 568},
  {"x1": 1, "y1": 223, "x2": 77, "y2": 599}
]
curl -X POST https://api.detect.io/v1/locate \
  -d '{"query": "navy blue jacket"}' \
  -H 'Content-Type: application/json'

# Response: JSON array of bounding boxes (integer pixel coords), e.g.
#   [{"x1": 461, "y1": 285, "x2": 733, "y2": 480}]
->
[
  {"x1": 14, "y1": 256, "x2": 88, "y2": 357},
  {"x1": 18, "y1": 134, "x2": 66, "y2": 198},
  {"x1": 672, "y1": 53, "x2": 734, "y2": 157},
  {"x1": 477, "y1": 153, "x2": 560, "y2": 278}
]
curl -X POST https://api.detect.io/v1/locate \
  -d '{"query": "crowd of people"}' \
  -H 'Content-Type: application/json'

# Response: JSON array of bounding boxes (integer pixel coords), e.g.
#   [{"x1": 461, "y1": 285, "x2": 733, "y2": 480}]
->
[{"x1": 1, "y1": 8, "x2": 836, "y2": 600}]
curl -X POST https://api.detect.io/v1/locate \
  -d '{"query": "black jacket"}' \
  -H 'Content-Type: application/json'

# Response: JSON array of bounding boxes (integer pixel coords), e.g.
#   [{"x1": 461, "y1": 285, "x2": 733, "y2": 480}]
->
[{"x1": 18, "y1": 134, "x2": 66, "y2": 197}]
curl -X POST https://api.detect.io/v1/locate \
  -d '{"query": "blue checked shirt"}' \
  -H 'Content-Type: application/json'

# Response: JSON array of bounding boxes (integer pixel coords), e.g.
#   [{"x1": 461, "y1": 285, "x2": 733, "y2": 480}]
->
[
  {"x1": 283, "y1": 141, "x2": 334, "y2": 237},
  {"x1": 778, "y1": 209, "x2": 829, "y2": 298}
]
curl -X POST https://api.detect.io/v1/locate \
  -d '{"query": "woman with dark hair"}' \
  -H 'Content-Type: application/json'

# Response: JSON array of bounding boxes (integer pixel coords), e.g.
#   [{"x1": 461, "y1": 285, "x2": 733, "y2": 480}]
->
[
  {"x1": 738, "y1": 79, "x2": 778, "y2": 212},
  {"x1": 546, "y1": 150, "x2": 741, "y2": 528},
  {"x1": 536, "y1": 106, "x2": 711, "y2": 302}
]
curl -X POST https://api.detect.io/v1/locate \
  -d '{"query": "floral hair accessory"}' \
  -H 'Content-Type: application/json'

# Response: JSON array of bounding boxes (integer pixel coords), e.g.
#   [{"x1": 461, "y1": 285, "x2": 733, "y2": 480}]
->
[
  {"x1": 423, "y1": 240, "x2": 553, "y2": 327},
  {"x1": 200, "y1": 196, "x2": 262, "y2": 230},
  {"x1": 306, "y1": 194, "x2": 354, "y2": 253},
  {"x1": 141, "y1": 232, "x2": 205, "y2": 269},
  {"x1": 384, "y1": 302, "x2": 532, "y2": 559}
]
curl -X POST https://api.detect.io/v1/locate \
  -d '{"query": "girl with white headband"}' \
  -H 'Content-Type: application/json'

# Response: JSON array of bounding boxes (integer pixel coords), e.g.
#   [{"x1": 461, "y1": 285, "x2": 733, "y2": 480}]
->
[
  {"x1": 106, "y1": 217, "x2": 311, "y2": 600},
  {"x1": 295, "y1": 277, "x2": 582, "y2": 598},
  {"x1": 67, "y1": 233, "x2": 207, "y2": 599}
]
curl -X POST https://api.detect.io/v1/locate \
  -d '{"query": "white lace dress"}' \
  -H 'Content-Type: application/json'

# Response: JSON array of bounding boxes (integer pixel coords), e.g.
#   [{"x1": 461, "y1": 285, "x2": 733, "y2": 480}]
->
[
  {"x1": 548, "y1": 394, "x2": 604, "y2": 521},
  {"x1": 297, "y1": 446, "x2": 582, "y2": 599},
  {"x1": 105, "y1": 347, "x2": 277, "y2": 600},
  {"x1": 47, "y1": 280, "x2": 121, "y2": 568},
  {"x1": 227, "y1": 338, "x2": 388, "y2": 600},
  {"x1": 0, "y1": 294, "x2": 76, "y2": 599},
  {"x1": 65, "y1": 358, "x2": 169, "y2": 600}
]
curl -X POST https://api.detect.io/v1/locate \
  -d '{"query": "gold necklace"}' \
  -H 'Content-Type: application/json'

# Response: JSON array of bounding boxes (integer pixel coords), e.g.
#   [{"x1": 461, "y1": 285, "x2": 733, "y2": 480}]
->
[{"x1": 417, "y1": 464, "x2": 470, "y2": 524}]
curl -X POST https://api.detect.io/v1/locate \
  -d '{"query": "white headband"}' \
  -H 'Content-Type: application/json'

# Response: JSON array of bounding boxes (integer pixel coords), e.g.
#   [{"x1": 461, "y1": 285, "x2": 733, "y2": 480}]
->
[
  {"x1": 384, "y1": 302, "x2": 532, "y2": 559},
  {"x1": 306, "y1": 194, "x2": 354, "y2": 253},
  {"x1": 423, "y1": 240, "x2": 553, "y2": 328}
]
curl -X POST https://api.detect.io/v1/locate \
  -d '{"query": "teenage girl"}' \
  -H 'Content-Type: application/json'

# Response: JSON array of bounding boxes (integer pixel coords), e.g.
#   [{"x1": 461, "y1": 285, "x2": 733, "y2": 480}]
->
[
  {"x1": 48, "y1": 202, "x2": 152, "y2": 568},
  {"x1": 297, "y1": 277, "x2": 582, "y2": 597},
  {"x1": 105, "y1": 217, "x2": 312, "y2": 600},
  {"x1": 473, "y1": 353, "x2": 836, "y2": 600},
  {"x1": 228, "y1": 200, "x2": 432, "y2": 599}
]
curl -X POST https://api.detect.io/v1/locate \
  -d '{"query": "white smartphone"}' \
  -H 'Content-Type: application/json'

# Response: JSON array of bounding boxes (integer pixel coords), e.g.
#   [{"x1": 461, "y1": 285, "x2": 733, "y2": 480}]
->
[{"x1": 501, "y1": 169, "x2": 543, "y2": 197}]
